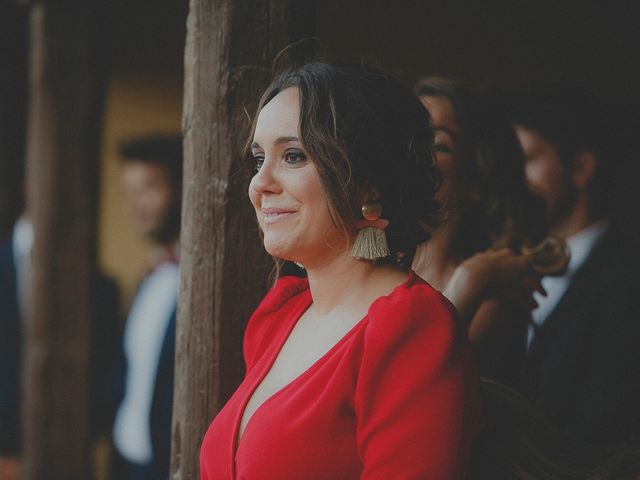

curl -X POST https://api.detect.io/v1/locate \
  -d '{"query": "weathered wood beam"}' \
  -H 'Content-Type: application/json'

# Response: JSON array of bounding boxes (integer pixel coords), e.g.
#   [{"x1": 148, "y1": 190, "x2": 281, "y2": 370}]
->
[
  {"x1": 22, "y1": 2, "x2": 106, "y2": 479},
  {"x1": 172, "y1": 0, "x2": 315, "y2": 477}
]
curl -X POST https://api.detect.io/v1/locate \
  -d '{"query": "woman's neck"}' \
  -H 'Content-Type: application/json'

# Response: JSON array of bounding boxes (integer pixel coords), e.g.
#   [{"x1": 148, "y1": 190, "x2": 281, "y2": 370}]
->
[
  {"x1": 304, "y1": 252, "x2": 405, "y2": 316},
  {"x1": 304, "y1": 253, "x2": 375, "y2": 313},
  {"x1": 412, "y1": 221, "x2": 460, "y2": 291}
]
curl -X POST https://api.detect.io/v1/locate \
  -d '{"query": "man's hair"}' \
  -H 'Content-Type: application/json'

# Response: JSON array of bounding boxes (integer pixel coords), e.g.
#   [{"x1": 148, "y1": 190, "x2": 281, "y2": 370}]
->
[
  {"x1": 507, "y1": 88, "x2": 604, "y2": 167},
  {"x1": 119, "y1": 135, "x2": 183, "y2": 187},
  {"x1": 507, "y1": 88, "x2": 611, "y2": 215}
]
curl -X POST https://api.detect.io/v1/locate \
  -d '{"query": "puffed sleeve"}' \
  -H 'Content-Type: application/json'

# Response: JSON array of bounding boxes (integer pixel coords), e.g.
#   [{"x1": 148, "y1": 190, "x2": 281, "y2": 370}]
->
[
  {"x1": 354, "y1": 281, "x2": 482, "y2": 479},
  {"x1": 243, "y1": 275, "x2": 309, "y2": 371}
]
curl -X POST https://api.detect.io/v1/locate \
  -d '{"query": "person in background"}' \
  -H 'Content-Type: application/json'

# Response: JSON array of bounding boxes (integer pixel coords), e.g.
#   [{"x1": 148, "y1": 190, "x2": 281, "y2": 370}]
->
[
  {"x1": 411, "y1": 78, "x2": 566, "y2": 387},
  {"x1": 110, "y1": 135, "x2": 182, "y2": 480},
  {"x1": 509, "y1": 89, "x2": 640, "y2": 447},
  {"x1": 0, "y1": 217, "x2": 28, "y2": 480},
  {"x1": 199, "y1": 63, "x2": 482, "y2": 479},
  {"x1": 0, "y1": 213, "x2": 120, "y2": 480}
]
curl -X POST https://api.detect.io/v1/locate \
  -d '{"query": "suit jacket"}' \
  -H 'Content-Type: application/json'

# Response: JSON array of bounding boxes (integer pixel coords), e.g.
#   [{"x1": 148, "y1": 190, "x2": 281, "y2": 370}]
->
[
  {"x1": 0, "y1": 239, "x2": 21, "y2": 455},
  {"x1": 111, "y1": 293, "x2": 176, "y2": 476},
  {"x1": 523, "y1": 229, "x2": 640, "y2": 446}
]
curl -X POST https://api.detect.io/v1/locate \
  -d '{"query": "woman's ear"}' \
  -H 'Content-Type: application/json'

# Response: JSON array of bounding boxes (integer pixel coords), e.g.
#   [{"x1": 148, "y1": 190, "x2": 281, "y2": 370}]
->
[{"x1": 572, "y1": 150, "x2": 597, "y2": 190}]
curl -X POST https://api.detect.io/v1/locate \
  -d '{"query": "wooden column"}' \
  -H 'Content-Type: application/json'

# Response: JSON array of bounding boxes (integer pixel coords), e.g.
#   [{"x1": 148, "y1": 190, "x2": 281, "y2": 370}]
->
[
  {"x1": 0, "y1": 3, "x2": 27, "y2": 239},
  {"x1": 172, "y1": 0, "x2": 315, "y2": 477},
  {"x1": 22, "y1": 1, "x2": 106, "y2": 479}
]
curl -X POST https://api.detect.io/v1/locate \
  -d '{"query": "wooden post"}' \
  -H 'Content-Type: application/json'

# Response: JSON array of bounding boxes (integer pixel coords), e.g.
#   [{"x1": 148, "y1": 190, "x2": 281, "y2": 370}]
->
[
  {"x1": 172, "y1": 0, "x2": 314, "y2": 477},
  {"x1": 0, "y1": 3, "x2": 27, "y2": 239},
  {"x1": 22, "y1": 1, "x2": 106, "y2": 479}
]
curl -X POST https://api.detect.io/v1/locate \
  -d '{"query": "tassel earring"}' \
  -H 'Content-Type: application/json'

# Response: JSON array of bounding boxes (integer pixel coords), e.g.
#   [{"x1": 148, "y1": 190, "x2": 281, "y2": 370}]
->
[{"x1": 351, "y1": 201, "x2": 390, "y2": 260}]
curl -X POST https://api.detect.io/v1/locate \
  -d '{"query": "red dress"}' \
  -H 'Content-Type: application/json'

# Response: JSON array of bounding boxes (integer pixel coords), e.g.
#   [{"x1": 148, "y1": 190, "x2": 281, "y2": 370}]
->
[{"x1": 200, "y1": 271, "x2": 482, "y2": 479}]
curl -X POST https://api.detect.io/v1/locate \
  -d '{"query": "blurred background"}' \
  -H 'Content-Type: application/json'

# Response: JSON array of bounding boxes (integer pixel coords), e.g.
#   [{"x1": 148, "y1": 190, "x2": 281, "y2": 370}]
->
[
  {"x1": 1, "y1": 1, "x2": 639, "y2": 478},
  {"x1": 2, "y1": 0, "x2": 638, "y2": 301}
]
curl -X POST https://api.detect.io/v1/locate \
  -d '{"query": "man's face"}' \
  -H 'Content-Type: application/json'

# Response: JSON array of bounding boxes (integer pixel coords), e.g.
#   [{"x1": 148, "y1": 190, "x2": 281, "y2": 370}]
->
[
  {"x1": 122, "y1": 160, "x2": 179, "y2": 243},
  {"x1": 514, "y1": 125, "x2": 578, "y2": 228}
]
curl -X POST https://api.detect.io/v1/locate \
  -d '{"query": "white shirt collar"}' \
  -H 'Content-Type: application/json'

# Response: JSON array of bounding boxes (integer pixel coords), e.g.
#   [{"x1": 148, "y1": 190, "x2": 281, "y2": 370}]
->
[
  {"x1": 12, "y1": 216, "x2": 33, "y2": 263},
  {"x1": 527, "y1": 219, "x2": 609, "y2": 348},
  {"x1": 12, "y1": 216, "x2": 33, "y2": 317},
  {"x1": 564, "y1": 219, "x2": 609, "y2": 276}
]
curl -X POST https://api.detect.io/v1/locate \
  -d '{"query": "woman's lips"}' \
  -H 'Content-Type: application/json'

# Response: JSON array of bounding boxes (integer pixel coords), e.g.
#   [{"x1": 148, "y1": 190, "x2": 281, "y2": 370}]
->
[{"x1": 261, "y1": 208, "x2": 296, "y2": 225}]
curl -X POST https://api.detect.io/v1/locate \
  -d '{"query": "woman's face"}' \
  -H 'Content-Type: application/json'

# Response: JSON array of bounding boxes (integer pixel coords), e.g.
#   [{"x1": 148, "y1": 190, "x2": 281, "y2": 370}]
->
[
  {"x1": 249, "y1": 87, "x2": 347, "y2": 267},
  {"x1": 419, "y1": 95, "x2": 463, "y2": 205}
]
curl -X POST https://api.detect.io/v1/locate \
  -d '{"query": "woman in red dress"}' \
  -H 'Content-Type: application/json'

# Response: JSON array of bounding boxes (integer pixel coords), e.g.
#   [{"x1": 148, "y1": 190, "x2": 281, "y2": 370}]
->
[{"x1": 199, "y1": 63, "x2": 482, "y2": 479}]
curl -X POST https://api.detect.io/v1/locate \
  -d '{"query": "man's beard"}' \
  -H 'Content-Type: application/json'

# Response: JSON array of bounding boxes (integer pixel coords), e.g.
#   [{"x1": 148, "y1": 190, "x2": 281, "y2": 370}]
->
[
  {"x1": 149, "y1": 201, "x2": 181, "y2": 245},
  {"x1": 547, "y1": 176, "x2": 579, "y2": 229}
]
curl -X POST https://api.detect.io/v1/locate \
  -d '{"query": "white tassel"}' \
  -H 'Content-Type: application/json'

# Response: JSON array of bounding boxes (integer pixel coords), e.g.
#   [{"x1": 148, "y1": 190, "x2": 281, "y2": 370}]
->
[{"x1": 351, "y1": 227, "x2": 390, "y2": 260}]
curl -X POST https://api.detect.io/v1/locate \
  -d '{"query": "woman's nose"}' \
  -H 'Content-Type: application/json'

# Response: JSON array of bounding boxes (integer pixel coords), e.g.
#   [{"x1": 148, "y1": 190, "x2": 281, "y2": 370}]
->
[{"x1": 250, "y1": 158, "x2": 282, "y2": 194}]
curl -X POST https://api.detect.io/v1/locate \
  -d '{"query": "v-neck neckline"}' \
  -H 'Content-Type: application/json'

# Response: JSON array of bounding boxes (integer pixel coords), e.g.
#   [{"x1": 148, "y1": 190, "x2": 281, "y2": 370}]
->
[{"x1": 232, "y1": 298, "x2": 369, "y2": 474}]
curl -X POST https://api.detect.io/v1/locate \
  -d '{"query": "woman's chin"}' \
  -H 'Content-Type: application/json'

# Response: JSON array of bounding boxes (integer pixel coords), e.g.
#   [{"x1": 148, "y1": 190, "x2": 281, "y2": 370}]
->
[{"x1": 263, "y1": 241, "x2": 291, "y2": 260}]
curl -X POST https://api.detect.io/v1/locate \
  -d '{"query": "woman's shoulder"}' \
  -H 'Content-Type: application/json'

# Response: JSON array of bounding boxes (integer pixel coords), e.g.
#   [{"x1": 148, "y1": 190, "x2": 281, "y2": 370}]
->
[
  {"x1": 243, "y1": 275, "x2": 310, "y2": 369},
  {"x1": 256, "y1": 274, "x2": 310, "y2": 314},
  {"x1": 356, "y1": 269, "x2": 478, "y2": 417},
  {"x1": 364, "y1": 270, "x2": 463, "y2": 346},
  {"x1": 247, "y1": 275, "x2": 309, "y2": 335},
  {"x1": 369, "y1": 270, "x2": 457, "y2": 322}
]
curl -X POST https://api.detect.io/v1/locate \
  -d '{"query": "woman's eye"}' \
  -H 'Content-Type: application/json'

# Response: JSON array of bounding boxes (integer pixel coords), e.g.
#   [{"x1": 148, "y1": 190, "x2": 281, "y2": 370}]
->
[
  {"x1": 433, "y1": 143, "x2": 453, "y2": 154},
  {"x1": 284, "y1": 150, "x2": 306, "y2": 164},
  {"x1": 252, "y1": 155, "x2": 264, "y2": 171}
]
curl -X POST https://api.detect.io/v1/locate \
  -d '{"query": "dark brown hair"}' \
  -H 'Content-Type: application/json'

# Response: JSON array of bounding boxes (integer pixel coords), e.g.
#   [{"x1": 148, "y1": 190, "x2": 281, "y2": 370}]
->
[
  {"x1": 120, "y1": 135, "x2": 183, "y2": 187},
  {"x1": 506, "y1": 87, "x2": 612, "y2": 218},
  {"x1": 246, "y1": 63, "x2": 442, "y2": 264}
]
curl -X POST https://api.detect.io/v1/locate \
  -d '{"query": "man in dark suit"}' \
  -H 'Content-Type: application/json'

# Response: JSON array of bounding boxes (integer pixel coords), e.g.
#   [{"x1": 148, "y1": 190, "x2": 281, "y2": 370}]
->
[
  {"x1": 0, "y1": 225, "x2": 23, "y2": 480},
  {"x1": 511, "y1": 91, "x2": 640, "y2": 447},
  {"x1": 110, "y1": 136, "x2": 182, "y2": 480}
]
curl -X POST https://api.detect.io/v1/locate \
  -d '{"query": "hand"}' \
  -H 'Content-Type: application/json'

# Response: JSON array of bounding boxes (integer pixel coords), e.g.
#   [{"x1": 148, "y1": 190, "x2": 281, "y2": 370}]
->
[
  {"x1": 0, "y1": 456, "x2": 21, "y2": 480},
  {"x1": 444, "y1": 248, "x2": 545, "y2": 322}
]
